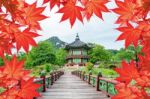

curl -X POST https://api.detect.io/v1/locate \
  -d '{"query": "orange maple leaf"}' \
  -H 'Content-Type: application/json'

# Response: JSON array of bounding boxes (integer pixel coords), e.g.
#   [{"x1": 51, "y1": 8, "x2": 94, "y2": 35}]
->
[
  {"x1": 138, "y1": 55, "x2": 150, "y2": 72},
  {"x1": 134, "y1": 0, "x2": 150, "y2": 17},
  {"x1": 117, "y1": 23, "x2": 142, "y2": 47},
  {"x1": 112, "y1": 0, "x2": 137, "y2": 25},
  {"x1": 0, "y1": 34, "x2": 13, "y2": 57},
  {"x1": 17, "y1": 78, "x2": 41, "y2": 99},
  {"x1": 82, "y1": 0, "x2": 109, "y2": 20},
  {"x1": 112, "y1": 83, "x2": 149, "y2": 99},
  {"x1": 14, "y1": 28, "x2": 39, "y2": 52},
  {"x1": 58, "y1": 1, "x2": 83, "y2": 27},
  {"x1": 0, "y1": 87, "x2": 19, "y2": 99},
  {"x1": 2, "y1": 55, "x2": 25, "y2": 80},
  {"x1": 115, "y1": 61, "x2": 140, "y2": 84},
  {"x1": 43, "y1": 0, "x2": 62, "y2": 10},
  {"x1": 135, "y1": 71, "x2": 150, "y2": 87},
  {"x1": 138, "y1": 21, "x2": 150, "y2": 36},
  {"x1": 23, "y1": 2, "x2": 47, "y2": 30},
  {"x1": 141, "y1": 31, "x2": 150, "y2": 53}
]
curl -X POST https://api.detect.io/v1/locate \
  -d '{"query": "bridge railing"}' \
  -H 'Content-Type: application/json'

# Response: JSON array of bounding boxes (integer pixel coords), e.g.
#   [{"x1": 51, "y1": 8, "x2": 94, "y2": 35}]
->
[
  {"x1": 72, "y1": 71, "x2": 118, "y2": 97},
  {"x1": 33, "y1": 71, "x2": 64, "y2": 98}
]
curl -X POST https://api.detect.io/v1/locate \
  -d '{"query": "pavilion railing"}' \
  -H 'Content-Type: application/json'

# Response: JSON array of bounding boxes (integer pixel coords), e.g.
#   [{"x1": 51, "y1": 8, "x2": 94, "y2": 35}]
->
[
  {"x1": 33, "y1": 70, "x2": 64, "y2": 98},
  {"x1": 72, "y1": 71, "x2": 118, "y2": 97}
]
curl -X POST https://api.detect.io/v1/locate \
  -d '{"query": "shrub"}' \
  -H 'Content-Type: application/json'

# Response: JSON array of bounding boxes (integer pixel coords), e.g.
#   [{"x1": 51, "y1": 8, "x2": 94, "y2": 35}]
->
[
  {"x1": 44, "y1": 64, "x2": 52, "y2": 73},
  {"x1": 98, "y1": 62, "x2": 105, "y2": 68},
  {"x1": 86, "y1": 62, "x2": 94, "y2": 71},
  {"x1": 91, "y1": 68, "x2": 118, "y2": 78}
]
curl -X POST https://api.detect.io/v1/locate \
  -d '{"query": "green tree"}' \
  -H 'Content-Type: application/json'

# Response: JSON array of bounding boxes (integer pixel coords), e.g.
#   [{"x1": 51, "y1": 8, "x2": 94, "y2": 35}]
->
[
  {"x1": 25, "y1": 41, "x2": 56, "y2": 68},
  {"x1": 55, "y1": 48, "x2": 67, "y2": 66},
  {"x1": 108, "y1": 49, "x2": 118, "y2": 55},
  {"x1": 113, "y1": 45, "x2": 142, "y2": 63},
  {"x1": 89, "y1": 44, "x2": 111, "y2": 64}
]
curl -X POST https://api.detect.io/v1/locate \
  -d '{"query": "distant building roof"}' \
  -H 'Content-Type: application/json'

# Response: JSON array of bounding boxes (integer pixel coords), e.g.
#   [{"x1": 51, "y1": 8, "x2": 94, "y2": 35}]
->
[{"x1": 65, "y1": 34, "x2": 90, "y2": 49}]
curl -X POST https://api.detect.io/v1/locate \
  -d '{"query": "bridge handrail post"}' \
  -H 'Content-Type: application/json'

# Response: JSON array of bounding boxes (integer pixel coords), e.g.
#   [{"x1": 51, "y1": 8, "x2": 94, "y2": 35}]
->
[
  {"x1": 57, "y1": 71, "x2": 59, "y2": 79},
  {"x1": 56, "y1": 71, "x2": 58, "y2": 80},
  {"x1": 54, "y1": 72, "x2": 56, "y2": 81},
  {"x1": 40, "y1": 75, "x2": 46, "y2": 92},
  {"x1": 80, "y1": 71, "x2": 82, "y2": 78},
  {"x1": 58, "y1": 71, "x2": 60, "y2": 78},
  {"x1": 54, "y1": 72, "x2": 57, "y2": 81},
  {"x1": 53, "y1": 72, "x2": 55, "y2": 82},
  {"x1": 88, "y1": 71, "x2": 92, "y2": 84},
  {"x1": 57, "y1": 72, "x2": 59, "y2": 79},
  {"x1": 96, "y1": 72, "x2": 102, "y2": 91},
  {"x1": 106, "y1": 81, "x2": 110, "y2": 97},
  {"x1": 82, "y1": 71, "x2": 85, "y2": 81},
  {"x1": 50, "y1": 73, "x2": 53, "y2": 85}
]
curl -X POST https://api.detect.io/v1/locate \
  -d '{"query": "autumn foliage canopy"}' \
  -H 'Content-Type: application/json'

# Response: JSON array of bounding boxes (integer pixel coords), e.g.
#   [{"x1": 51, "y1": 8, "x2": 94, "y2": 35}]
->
[{"x1": 0, "y1": 0, "x2": 150, "y2": 99}]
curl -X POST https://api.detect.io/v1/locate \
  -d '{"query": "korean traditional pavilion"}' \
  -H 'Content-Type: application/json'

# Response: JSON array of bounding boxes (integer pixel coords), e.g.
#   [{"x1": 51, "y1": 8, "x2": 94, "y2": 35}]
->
[{"x1": 65, "y1": 34, "x2": 91, "y2": 66}]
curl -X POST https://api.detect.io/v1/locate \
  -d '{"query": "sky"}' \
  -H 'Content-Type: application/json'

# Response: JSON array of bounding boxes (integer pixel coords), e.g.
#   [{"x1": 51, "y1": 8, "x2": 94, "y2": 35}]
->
[{"x1": 27, "y1": 0, "x2": 124, "y2": 50}]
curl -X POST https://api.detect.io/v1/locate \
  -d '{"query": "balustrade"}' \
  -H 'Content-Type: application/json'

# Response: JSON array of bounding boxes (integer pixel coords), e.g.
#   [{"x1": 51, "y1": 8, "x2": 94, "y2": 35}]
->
[
  {"x1": 72, "y1": 71, "x2": 118, "y2": 97},
  {"x1": 33, "y1": 71, "x2": 64, "y2": 99}
]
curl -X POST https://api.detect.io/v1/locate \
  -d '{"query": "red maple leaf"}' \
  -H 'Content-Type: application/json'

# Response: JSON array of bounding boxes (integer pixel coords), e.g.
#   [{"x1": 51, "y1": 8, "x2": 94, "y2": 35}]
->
[
  {"x1": 134, "y1": 0, "x2": 150, "y2": 17},
  {"x1": 0, "y1": 34, "x2": 13, "y2": 57},
  {"x1": 138, "y1": 55, "x2": 150, "y2": 71},
  {"x1": 112, "y1": 83, "x2": 149, "y2": 99},
  {"x1": 142, "y1": 0, "x2": 150, "y2": 12},
  {"x1": 43, "y1": 0, "x2": 63, "y2": 10},
  {"x1": 17, "y1": 78, "x2": 41, "y2": 99},
  {"x1": 82, "y1": 0, "x2": 109, "y2": 20},
  {"x1": 137, "y1": 21, "x2": 150, "y2": 35},
  {"x1": 2, "y1": 55, "x2": 25, "y2": 80},
  {"x1": 0, "y1": 87, "x2": 18, "y2": 99},
  {"x1": 141, "y1": 32, "x2": 150, "y2": 53},
  {"x1": 0, "y1": 56, "x2": 29, "y2": 87},
  {"x1": 115, "y1": 61, "x2": 140, "y2": 84},
  {"x1": 14, "y1": 28, "x2": 39, "y2": 52},
  {"x1": 23, "y1": 2, "x2": 47, "y2": 30},
  {"x1": 112, "y1": 0, "x2": 137, "y2": 25},
  {"x1": 117, "y1": 23, "x2": 142, "y2": 47},
  {"x1": 112, "y1": 83, "x2": 137, "y2": 99},
  {"x1": 135, "y1": 75, "x2": 150, "y2": 87},
  {"x1": 58, "y1": 1, "x2": 83, "y2": 27},
  {"x1": 135, "y1": 71, "x2": 150, "y2": 87}
]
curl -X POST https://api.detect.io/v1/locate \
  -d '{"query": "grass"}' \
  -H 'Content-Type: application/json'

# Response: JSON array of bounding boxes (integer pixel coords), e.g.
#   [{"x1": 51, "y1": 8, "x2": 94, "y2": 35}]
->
[{"x1": 79, "y1": 67, "x2": 118, "y2": 78}]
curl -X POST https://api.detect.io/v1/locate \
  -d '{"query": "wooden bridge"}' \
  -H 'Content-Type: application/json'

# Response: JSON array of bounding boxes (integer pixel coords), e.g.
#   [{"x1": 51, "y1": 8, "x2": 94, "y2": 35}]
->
[{"x1": 36, "y1": 71, "x2": 118, "y2": 99}]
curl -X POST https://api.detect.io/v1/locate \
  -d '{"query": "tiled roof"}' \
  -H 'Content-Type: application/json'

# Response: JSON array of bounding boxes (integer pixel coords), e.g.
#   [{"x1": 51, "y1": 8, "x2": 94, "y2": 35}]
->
[{"x1": 65, "y1": 34, "x2": 90, "y2": 49}]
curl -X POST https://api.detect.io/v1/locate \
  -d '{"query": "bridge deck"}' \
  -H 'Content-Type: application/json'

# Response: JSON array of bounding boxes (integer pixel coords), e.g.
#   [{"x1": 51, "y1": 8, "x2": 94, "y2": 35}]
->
[{"x1": 38, "y1": 72, "x2": 110, "y2": 99}]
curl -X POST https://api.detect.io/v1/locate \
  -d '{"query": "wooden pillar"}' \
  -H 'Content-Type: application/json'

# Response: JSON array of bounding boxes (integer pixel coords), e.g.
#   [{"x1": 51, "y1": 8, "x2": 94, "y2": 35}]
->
[
  {"x1": 106, "y1": 82, "x2": 110, "y2": 97},
  {"x1": 81, "y1": 49, "x2": 83, "y2": 65},
  {"x1": 50, "y1": 73, "x2": 53, "y2": 85},
  {"x1": 72, "y1": 49, "x2": 73, "y2": 55},
  {"x1": 55, "y1": 72, "x2": 56, "y2": 81},
  {"x1": 81, "y1": 58, "x2": 82, "y2": 63},
  {"x1": 88, "y1": 72, "x2": 92, "y2": 84},
  {"x1": 71, "y1": 59, "x2": 73, "y2": 64},
  {"x1": 96, "y1": 72, "x2": 102, "y2": 91},
  {"x1": 80, "y1": 71, "x2": 82, "y2": 78},
  {"x1": 82, "y1": 71, "x2": 85, "y2": 81},
  {"x1": 40, "y1": 75, "x2": 46, "y2": 92}
]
